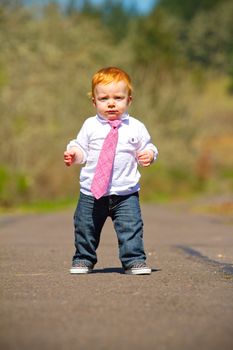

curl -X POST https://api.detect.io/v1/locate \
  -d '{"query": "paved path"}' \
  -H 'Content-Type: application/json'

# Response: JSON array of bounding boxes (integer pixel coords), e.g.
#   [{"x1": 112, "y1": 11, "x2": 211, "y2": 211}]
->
[{"x1": 0, "y1": 204, "x2": 233, "y2": 350}]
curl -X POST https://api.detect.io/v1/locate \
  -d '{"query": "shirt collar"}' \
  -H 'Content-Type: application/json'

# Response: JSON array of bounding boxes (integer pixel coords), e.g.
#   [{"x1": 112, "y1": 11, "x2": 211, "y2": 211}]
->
[{"x1": 96, "y1": 112, "x2": 129, "y2": 124}]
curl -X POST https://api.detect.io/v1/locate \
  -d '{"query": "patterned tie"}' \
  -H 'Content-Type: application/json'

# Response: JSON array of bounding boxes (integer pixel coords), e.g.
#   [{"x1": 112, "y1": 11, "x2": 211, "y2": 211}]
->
[{"x1": 91, "y1": 119, "x2": 122, "y2": 199}]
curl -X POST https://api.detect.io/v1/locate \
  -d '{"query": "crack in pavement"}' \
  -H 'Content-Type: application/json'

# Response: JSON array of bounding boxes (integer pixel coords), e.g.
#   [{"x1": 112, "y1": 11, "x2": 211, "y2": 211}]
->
[{"x1": 176, "y1": 245, "x2": 233, "y2": 277}]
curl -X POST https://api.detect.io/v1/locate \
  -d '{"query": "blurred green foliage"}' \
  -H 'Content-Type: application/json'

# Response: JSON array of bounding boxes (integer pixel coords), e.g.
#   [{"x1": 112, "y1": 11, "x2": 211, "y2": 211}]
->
[
  {"x1": 0, "y1": 0, "x2": 233, "y2": 209},
  {"x1": 158, "y1": 0, "x2": 224, "y2": 20}
]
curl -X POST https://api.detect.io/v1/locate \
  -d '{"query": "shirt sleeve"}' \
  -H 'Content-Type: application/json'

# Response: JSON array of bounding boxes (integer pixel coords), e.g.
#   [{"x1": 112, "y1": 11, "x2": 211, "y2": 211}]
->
[
  {"x1": 138, "y1": 122, "x2": 158, "y2": 161},
  {"x1": 66, "y1": 121, "x2": 89, "y2": 164}
]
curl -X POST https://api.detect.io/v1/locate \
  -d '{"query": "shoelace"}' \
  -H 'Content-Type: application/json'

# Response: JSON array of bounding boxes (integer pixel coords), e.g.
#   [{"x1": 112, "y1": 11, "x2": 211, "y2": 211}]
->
[
  {"x1": 74, "y1": 261, "x2": 89, "y2": 267},
  {"x1": 131, "y1": 262, "x2": 147, "y2": 268}
]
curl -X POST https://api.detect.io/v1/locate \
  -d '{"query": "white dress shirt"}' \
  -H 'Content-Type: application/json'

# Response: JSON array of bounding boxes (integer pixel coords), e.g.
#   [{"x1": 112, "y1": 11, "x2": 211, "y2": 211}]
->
[{"x1": 67, "y1": 113, "x2": 158, "y2": 196}]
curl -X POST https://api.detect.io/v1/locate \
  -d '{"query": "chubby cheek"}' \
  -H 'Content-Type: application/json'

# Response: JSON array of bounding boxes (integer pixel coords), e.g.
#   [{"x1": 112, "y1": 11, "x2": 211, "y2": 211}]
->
[
  {"x1": 93, "y1": 101, "x2": 104, "y2": 113},
  {"x1": 119, "y1": 102, "x2": 129, "y2": 112}
]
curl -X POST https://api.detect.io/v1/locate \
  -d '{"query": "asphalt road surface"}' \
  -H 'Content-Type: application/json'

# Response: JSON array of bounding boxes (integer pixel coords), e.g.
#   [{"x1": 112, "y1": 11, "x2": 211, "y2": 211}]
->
[{"x1": 0, "y1": 203, "x2": 233, "y2": 350}]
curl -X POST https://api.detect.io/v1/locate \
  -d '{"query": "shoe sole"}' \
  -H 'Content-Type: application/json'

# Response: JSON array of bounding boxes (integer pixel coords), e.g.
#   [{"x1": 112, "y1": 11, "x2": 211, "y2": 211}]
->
[
  {"x1": 124, "y1": 268, "x2": 151, "y2": 275},
  {"x1": 70, "y1": 268, "x2": 93, "y2": 274}
]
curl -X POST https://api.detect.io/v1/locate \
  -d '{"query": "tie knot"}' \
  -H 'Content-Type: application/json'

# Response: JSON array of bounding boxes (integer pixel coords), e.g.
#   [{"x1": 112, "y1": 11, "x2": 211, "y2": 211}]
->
[{"x1": 108, "y1": 119, "x2": 121, "y2": 129}]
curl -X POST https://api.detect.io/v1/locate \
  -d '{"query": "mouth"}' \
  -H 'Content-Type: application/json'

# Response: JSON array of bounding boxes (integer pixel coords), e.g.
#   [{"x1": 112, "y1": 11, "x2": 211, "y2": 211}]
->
[{"x1": 107, "y1": 110, "x2": 118, "y2": 114}]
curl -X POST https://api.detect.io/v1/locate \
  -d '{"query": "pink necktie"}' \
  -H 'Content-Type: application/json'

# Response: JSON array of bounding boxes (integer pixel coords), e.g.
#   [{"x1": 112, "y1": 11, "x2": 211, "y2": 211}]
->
[{"x1": 91, "y1": 119, "x2": 121, "y2": 199}]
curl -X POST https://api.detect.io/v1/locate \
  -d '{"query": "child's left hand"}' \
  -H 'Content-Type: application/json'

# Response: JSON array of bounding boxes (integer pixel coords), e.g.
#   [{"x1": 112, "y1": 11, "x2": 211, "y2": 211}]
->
[{"x1": 137, "y1": 150, "x2": 154, "y2": 167}]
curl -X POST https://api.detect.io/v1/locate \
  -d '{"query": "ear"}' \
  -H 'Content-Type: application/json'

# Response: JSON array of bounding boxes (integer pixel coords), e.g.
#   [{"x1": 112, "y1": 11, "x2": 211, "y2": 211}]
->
[
  {"x1": 92, "y1": 97, "x2": 96, "y2": 107},
  {"x1": 127, "y1": 95, "x2": 132, "y2": 106}
]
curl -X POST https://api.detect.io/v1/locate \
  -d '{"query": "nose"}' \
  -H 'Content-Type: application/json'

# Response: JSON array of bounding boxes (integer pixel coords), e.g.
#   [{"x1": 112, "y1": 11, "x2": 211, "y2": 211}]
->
[{"x1": 108, "y1": 99, "x2": 115, "y2": 107}]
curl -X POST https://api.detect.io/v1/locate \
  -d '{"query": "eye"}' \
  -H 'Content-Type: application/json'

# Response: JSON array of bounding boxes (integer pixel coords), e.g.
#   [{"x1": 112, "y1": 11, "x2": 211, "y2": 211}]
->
[
  {"x1": 115, "y1": 96, "x2": 124, "y2": 100},
  {"x1": 99, "y1": 97, "x2": 108, "y2": 101}
]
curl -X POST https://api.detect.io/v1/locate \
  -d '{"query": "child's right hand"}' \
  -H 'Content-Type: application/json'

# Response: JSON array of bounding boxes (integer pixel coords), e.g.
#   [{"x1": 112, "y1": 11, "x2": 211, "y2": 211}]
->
[{"x1": 64, "y1": 151, "x2": 76, "y2": 166}]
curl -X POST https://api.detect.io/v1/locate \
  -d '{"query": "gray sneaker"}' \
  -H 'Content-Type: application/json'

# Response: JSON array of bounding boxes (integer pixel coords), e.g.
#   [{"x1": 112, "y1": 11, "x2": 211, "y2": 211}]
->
[
  {"x1": 70, "y1": 261, "x2": 93, "y2": 274},
  {"x1": 124, "y1": 262, "x2": 151, "y2": 275}
]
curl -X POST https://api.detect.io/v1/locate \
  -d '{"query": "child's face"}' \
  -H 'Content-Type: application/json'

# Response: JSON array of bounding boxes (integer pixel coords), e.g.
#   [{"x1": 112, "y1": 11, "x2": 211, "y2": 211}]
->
[{"x1": 93, "y1": 80, "x2": 132, "y2": 120}]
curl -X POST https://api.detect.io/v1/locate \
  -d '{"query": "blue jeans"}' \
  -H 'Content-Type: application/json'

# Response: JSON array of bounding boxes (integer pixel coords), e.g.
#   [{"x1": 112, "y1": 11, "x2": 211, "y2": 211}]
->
[{"x1": 72, "y1": 192, "x2": 147, "y2": 269}]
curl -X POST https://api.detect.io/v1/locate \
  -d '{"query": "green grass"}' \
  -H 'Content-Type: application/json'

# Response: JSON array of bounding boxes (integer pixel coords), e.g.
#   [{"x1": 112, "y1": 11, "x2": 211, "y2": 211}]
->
[{"x1": 0, "y1": 197, "x2": 77, "y2": 215}]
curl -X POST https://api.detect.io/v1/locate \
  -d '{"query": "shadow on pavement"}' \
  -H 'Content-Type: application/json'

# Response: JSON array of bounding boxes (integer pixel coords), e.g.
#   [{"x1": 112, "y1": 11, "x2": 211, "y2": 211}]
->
[
  {"x1": 92, "y1": 267, "x2": 124, "y2": 274},
  {"x1": 92, "y1": 267, "x2": 161, "y2": 274}
]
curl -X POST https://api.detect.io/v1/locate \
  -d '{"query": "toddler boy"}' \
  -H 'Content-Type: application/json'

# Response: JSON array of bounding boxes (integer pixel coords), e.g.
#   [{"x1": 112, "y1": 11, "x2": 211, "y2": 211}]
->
[{"x1": 64, "y1": 67, "x2": 158, "y2": 275}]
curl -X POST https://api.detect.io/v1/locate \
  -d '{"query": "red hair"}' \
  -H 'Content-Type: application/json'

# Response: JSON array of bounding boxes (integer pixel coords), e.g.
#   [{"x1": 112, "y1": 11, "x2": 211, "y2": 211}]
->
[{"x1": 91, "y1": 67, "x2": 132, "y2": 97}]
